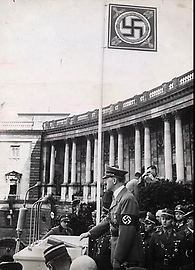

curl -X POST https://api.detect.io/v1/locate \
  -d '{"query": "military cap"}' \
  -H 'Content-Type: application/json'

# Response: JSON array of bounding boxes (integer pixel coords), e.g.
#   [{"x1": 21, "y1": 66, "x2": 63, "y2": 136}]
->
[
  {"x1": 161, "y1": 208, "x2": 174, "y2": 219},
  {"x1": 103, "y1": 165, "x2": 128, "y2": 179},
  {"x1": 60, "y1": 213, "x2": 70, "y2": 222},
  {"x1": 183, "y1": 210, "x2": 193, "y2": 219},
  {"x1": 0, "y1": 262, "x2": 23, "y2": 270},
  {"x1": 72, "y1": 199, "x2": 80, "y2": 206},
  {"x1": 144, "y1": 212, "x2": 156, "y2": 224},
  {"x1": 44, "y1": 242, "x2": 71, "y2": 265},
  {"x1": 174, "y1": 205, "x2": 186, "y2": 214},
  {"x1": 155, "y1": 209, "x2": 163, "y2": 218}
]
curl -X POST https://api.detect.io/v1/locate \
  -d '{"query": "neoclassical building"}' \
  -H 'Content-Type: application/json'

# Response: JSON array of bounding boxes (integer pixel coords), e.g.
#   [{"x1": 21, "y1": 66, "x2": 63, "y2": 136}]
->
[
  {"x1": 0, "y1": 70, "x2": 193, "y2": 259},
  {"x1": 41, "y1": 70, "x2": 194, "y2": 203}
]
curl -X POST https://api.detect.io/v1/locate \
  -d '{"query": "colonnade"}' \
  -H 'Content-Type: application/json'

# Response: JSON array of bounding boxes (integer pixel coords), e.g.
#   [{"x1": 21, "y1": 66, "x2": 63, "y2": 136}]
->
[{"x1": 42, "y1": 112, "x2": 186, "y2": 202}]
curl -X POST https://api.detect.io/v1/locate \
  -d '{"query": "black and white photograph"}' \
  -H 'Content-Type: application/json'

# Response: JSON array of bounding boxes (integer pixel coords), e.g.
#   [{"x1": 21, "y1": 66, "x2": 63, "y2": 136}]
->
[{"x1": 0, "y1": 0, "x2": 193, "y2": 270}]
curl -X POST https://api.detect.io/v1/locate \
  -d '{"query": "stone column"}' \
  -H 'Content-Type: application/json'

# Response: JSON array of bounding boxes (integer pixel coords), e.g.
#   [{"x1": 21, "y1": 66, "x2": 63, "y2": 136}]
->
[
  {"x1": 143, "y1": 121, "x2": 151, "y2": 171},
  {"x1": 174, "y1": 112, "x2": 185, "y2": 182},
  {"x1": 84, "y1": 136, "x2": 91, "y2": 202},
  {"x1": 69, "y1": 139, "x2": 77, "y2": 200},
  {"x1": 162, "y1": 114, "x2": 173, "y2": 181},
  {"x1": 118, "y1": 129, "x2": 123, "y2": 169},
  {"x1": 61, "y1": 140, "x2": 69, "y2": 200},
  {"x1": 92, "y1": 135, "x2": 98, "y2": 201},
  {"x1": 134, "y1": 124, "x2": 141, "y2": 173},
  {"x1": 47, "y1": 143, "x2": 56, "y2": 194},
  {"x1": 109, "y1": 130, "x2": 115, "y2": 166}
]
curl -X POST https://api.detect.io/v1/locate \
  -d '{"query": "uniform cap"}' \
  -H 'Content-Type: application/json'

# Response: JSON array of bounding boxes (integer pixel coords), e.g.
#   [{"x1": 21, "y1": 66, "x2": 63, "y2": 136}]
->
[
  {"x1": 103, "y1": 165, "x2": 128, "y2": 179},
  {"x1": 161, "y1": 208, "x2": 174, "y2": 219},
  {"x1": 60, "y1": 214, "x2": 70, "y2": 222},
  {"x1": 174, "y1": 205, "x2": 185, "y2": 214},
  {"x1": 72, "y1": 199, "x2": 80, "y2": 206},
  {"x1": 144, "y1": 212, "x2": 156, "y2": 224},
  {"x1": 0, "y1": 262, "x2": 23, "y2": 270},
  {"x1": 156, "y1": 209, "x2": 163, "y2": 217},
  {"x1": 43, "y1": 242, "x2": 71, "y2": 265}
]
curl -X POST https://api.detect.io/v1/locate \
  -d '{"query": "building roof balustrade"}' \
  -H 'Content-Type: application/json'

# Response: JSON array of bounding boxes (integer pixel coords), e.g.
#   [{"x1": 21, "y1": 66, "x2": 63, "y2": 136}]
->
[{"x1": 42, "y1": 70, "x2": 193, "y2": 131}]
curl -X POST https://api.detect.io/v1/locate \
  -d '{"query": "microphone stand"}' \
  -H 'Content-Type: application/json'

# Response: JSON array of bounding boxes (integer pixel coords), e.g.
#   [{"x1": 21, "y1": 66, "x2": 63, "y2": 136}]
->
[
  {"x1": 15, "y1": 182, "x2": 41, "y2": 254},
  {"x1": 28, "y1": 195, "x2": 50, "y2": 250}
]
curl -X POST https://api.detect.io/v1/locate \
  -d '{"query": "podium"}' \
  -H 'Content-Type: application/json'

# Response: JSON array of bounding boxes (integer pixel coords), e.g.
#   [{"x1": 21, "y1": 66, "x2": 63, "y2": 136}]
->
[{"x1": 13, "y1": 235, "x2": 88, "y2": 270}]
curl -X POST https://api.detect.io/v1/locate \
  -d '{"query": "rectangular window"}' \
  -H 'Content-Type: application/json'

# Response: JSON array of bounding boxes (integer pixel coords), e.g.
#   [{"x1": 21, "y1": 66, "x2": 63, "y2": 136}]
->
[{"x1": 10, "y1": 145, "x2": 20, "y2": 159}]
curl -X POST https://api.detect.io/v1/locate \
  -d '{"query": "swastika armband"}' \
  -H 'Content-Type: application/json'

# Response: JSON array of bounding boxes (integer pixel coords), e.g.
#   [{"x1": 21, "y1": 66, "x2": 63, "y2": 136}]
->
[{"x1": 119, "y1": 214, "x2": 138, "y2": 226}]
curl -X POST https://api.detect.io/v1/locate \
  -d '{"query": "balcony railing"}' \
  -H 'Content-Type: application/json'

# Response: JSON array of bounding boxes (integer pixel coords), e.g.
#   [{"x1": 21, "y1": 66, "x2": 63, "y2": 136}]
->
[{"x1": 43, "y1": 70, "x2": 193, "y2": 130}]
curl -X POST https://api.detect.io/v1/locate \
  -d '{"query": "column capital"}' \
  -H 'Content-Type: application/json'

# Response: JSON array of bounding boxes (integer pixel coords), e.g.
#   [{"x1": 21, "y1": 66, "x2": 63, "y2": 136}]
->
[
  {"x1": 172, "y1": 110, "x2": 181, "y2": 120},
  {"x1": 116, "y1": 128, "x2": 123, "y2": 134},
  {"x1": 92, "y1": 132, "x2": 98, "y2": 139},
  {"x1": 133, "y1": 122, "x2": 141, "y2": 129},
  {"x1": 141, "y1": 120, "x2": 151, "y2": 128},
  {"x1": 161, "y1": 113, "x2": 171, "y2": 122},
  {"x1": 108, "y1": 129, "x2": 115, "y2": 135},
  {"x1": 85, "y1": 134, "x2": 92, "y2": 140},
  {"x1": 64, "y1": 138, "x2": 71, "y2": 144}
]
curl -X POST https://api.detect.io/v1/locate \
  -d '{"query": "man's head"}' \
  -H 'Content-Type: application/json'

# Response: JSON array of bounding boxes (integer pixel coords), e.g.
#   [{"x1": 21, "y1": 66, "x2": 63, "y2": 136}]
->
[
  {"x1": 146, "y1": 165, "x2": 157, "y2": 177},
  {"x1": 174, "y1": 205, "x2": 186, "y2": 222},
  {"x1": 161, "y1": 208, "x2": 174, "y2": 229},
  {"x1": 155, "y1": 209, "x2": 163, "y2": 224},
  {"x1": 70, "y1": 255, "x2": 97, "y2": 270},
  {"x1": 144, "y1": 212, "x2": 156, "y2": 232},
  {"x1": 102, "y1": 165, "x2": 128, "y2": 192},
  {"x1": 59, "y1": 214, "x2": 70, "y2": 229},
  {"x1": 44, "y1": 242, "x2": 72, "y2": 270}
]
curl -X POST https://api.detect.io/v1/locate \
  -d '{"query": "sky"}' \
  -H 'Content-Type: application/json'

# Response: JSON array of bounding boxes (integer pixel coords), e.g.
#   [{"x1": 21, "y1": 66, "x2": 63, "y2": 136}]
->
[{"x1": 0, "y1": 0, "x2": 193, "y2": 121}]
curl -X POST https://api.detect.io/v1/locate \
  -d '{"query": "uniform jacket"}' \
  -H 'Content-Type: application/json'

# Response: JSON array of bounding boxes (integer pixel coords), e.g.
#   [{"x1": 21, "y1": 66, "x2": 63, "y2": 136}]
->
[
  {"x1": 89, "y1": 187, "x2": 144, "y2": 265},
  {"x1": 175, "y1": 221, "x2": 187, "y2": 233},
  {"x1": 147, "y1": 227, "x2": 184, "y2": 270},
  {"x1": 180, "y1": 227, "x2": 194, "y2": 268}
]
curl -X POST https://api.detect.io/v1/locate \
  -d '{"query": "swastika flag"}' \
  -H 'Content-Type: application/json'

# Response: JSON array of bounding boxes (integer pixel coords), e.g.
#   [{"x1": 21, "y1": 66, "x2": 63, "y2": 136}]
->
[{"x1": 108, "y1": 4, "x2": 157, "y2": 51}]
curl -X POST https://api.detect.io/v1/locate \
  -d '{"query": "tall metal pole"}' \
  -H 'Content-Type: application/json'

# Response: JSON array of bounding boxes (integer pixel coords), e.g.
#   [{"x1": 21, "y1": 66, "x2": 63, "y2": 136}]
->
[{"x1": 96, "y1": 0, "x2": 107, "y2": 225}]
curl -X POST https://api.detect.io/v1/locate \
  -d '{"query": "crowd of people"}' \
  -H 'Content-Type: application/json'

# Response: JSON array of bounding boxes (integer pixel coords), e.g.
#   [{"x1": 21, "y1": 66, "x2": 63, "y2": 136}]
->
[{"x1": 0, "y1": 165, "x2": 193, "y2": 270}]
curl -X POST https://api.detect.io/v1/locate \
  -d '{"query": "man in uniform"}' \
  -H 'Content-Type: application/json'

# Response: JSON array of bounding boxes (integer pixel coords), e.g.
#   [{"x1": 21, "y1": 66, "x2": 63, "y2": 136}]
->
[
  {"x1": 147, "y1": 208, "x2": 184, "y2": 270},
  {"x1": 174, "y1": 205, "x2": 187, "y2": 233},
  {"x1": 142, "y1": 212, "x2": 157, "y2": 269},
  {"x1": 80, "y1": 165, "x2": 144, "y2": 270},
  {"x1": 180, "y1": 209, "x2": 194, "y2": 270},
  {"x1": 80, "y1": 166, "x2": 143, "y2": 270}
]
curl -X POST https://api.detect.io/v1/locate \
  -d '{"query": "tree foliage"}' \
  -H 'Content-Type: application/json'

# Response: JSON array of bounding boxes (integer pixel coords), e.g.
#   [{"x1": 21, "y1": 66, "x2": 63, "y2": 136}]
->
[{"x1": 139, "y1": 181, "x2": 194, "y2": 215}]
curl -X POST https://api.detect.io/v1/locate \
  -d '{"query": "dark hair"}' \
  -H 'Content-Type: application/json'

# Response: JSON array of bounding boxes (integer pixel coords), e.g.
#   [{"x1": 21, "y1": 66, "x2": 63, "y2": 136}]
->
[{"x1": 135, "y1": 172, "x2": 142, "y2": 178}]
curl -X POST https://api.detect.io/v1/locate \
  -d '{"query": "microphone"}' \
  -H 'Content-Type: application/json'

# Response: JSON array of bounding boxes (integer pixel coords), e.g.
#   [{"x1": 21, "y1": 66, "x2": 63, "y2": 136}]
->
[
  {"x1": 16, "y1": 207, "x2": 28, "y2": 232},
  {"x1": 23, "y1": 181, "x2": 42, "y2": 207}
]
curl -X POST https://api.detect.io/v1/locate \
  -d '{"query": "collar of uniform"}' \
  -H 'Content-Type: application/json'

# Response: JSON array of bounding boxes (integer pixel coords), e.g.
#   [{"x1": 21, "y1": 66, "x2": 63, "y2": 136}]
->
[{"x1": 113, "y1": 185, "x2": 125, "y2": 199}]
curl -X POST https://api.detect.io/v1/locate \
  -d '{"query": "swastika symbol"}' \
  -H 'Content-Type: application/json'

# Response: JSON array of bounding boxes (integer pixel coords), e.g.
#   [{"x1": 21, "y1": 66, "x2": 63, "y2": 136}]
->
[
  {"x1": 122, "y1": 215, "x2": 132, "y2": 225},
  {"x1": 115, "y1": 11, "x2": 150, "y2": 45}
]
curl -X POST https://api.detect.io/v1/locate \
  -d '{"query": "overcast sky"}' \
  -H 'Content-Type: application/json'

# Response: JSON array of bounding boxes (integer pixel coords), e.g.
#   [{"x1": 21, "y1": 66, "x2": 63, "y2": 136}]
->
[{"x1": 0, "y1": 0, "x2": 193, "y2": 121}]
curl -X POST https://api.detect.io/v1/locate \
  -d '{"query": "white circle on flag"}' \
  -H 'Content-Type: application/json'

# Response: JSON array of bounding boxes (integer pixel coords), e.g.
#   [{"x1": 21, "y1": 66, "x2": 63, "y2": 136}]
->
[{"x1": 115, "y1": 11, "x2": 151, "y2": 44}]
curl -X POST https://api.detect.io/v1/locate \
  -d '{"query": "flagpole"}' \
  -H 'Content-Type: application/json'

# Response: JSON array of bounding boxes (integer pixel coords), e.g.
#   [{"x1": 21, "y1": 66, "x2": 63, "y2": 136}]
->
[{"x1": 96, "y1": 0, "x2": 107, "y2": 225}]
